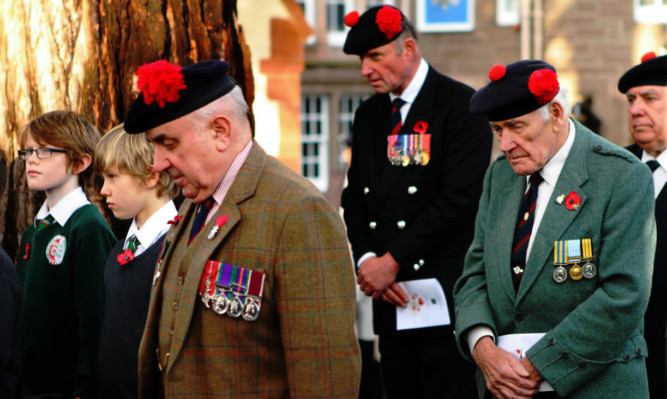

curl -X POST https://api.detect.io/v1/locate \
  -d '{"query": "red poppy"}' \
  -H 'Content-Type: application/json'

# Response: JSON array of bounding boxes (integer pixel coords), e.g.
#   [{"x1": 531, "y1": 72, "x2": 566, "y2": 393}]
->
[
  {"x1": 117, "y1": 249, "x2": 135, "y2": 265},
  {"x1": 414, "y1": 120, "x2": 429, "y2": 134},
  {"x1": 23, "y1": 243, "x2": 30, "y2": 259},
  {"x1": 136, "y1": 60, "x2": 187, "y2": 108},
  {"x1": 167, "y1": 215, "x2": 182, "y2": 225},
  {"x1": 565, "y1": 191, "x2": 581, "y2": 210}
]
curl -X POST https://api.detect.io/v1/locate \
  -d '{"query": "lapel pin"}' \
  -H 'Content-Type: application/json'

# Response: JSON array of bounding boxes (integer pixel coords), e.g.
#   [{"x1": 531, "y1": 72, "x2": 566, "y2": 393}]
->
[
  {"x1": 167, "y1": 215, "x2": 182, "y2": 225},
  {"x1": 208, "y1": 215, "x2": 229, "y2": 240},
  {"x1": 565, "y1": 191, "x2": 581, "y2": 210},
  {"x1": 556, "y1": 194, "x2": 564, "y2": 204}
]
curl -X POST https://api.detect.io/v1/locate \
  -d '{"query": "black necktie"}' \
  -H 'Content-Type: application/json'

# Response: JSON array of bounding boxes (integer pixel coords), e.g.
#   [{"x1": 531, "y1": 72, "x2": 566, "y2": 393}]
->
[
  {"x1": 511, "y1": 173, "x2": 544, "y2": 290},
  {"x1": 390, "y1": 98, "x2": 406, "y2": 136},
  {"x1": 646, "y1": 160, "x2": 660, "y2": 173},
  {"x1": 189, "y1": 198, "x2": 214, "y2": 244}
]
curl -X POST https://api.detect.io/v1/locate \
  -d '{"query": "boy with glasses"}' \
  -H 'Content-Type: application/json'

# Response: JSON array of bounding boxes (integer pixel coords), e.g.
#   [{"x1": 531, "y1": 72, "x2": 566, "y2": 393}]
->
[{"x1": 16, "y1": 110, "x2": 116, "y2": 399}]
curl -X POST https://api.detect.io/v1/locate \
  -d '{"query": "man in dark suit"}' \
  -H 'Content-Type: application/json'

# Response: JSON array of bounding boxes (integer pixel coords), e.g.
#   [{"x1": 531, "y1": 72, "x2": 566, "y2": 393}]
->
[
  {"x1": 124, "y1": 60, "x2": 361, "y2": 398},
  {"x1": 455, "y1": 60, "x2": 655, "y2": 399},
  {"x1": 619, "y1": 51, "x2": 667, "y2": 399},
  {"x1": 340, "y1": 5, "x2": 492, "y2": 398}
]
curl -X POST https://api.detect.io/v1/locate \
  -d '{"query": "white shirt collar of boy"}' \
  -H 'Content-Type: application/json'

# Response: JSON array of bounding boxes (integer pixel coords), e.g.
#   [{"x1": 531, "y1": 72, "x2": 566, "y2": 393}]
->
[
  {"x1": 640, "y1": 149, "x2": 667, "y2": 199},
  {"x1": 389, "y1": 58, "x2": 428, "y2": 124},
  {"x1": 35, "y1": 187, "x2": 90, "y2": 227},
  {"x1": 124, "y1": 200, "x2": 178, "y2": 256},
  {"x1": 205, "y1": 140, "x2": 254, "y2": 224}
]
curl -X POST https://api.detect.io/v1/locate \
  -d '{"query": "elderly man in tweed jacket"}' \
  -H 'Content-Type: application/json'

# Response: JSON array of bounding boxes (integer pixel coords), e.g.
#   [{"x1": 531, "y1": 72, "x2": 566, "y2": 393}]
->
[{"x1": 123, "y1": 60, "x2": 361, "y2": 398}]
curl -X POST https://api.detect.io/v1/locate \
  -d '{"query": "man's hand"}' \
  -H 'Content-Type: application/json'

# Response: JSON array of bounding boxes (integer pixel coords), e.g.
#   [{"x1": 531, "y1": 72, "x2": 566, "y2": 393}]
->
[
  {"x1": 472, "y1": 337, "x2": 540, "y2": 399},
  {"x1": 357, "y1": 253, "x2": 406, "y2": 306}
]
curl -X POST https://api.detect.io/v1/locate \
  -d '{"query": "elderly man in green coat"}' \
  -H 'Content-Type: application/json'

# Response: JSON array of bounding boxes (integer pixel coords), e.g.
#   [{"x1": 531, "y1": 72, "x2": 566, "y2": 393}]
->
[{"x1": 454, "y1": 60, "x2": 655, "y2": 399}]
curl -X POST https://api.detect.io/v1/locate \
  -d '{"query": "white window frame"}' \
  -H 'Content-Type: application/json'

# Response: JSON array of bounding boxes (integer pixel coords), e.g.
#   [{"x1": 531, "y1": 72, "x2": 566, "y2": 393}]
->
[
  {"x1": 327, "y1": 0, "x2": 356, "y2": 47},
  {"x1": 634, "y1": 0, "x2": 667, "y2": 24},
  {"x1": 338, "y1": 94, "x2": 366, "y2": 171},
  {"x1": 301, "y1": 95, "x2": 330, "y2": 192},
  {"x1": 366, "y1": 0, "x2": 395, "y2": 7},
  {"x1": 296, "y1": 0, "x2": 317, "y2": 45},
  {"x1": 496, "y1": 0, "x2": 519, "y2": 26}
]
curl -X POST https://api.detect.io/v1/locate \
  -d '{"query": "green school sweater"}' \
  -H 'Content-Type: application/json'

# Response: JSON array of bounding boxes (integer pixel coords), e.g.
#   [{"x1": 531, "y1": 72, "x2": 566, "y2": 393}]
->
[{"x1": 17, "y1": 204, "x2": 116, "y2": 398}]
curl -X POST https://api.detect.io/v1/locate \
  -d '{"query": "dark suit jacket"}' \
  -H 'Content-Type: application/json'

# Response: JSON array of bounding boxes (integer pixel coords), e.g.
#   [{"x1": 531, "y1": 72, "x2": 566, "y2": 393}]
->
[
  {"x1": 341, "y1": 65, "x2": 492, "y2": 337},
  {"x1": 138, "y1": 144, "x2": 361, "y2": 398},
  {"x1": 455, "y1": 122, "x2": 655, "y2": 398},
  {"x1": 626, "y1": 144, "x2": 667, "y2": 334}
]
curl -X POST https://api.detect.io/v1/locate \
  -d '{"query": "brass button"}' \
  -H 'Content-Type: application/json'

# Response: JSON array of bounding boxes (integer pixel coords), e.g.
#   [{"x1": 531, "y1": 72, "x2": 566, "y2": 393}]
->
[
  {"x1": 408, "y1": 186, "x2": 417, "y2": 194},
  {"x1": 549, "y1": 338, "x2": 556, "y2": 345},
  {"x1": 397, "y1": 220, "x2": 406, "y2": 229},
  {"x1": 363, "y1": 187, "x2": 370, "y2": 194},
  {"x1": 369, "y1": 221, "x2": 377, "y2": 229},
  {"x1": 418, "y1": 259, "x2": 424, "y2": 266},
  {"x1": 413, "y1": 264, "x2": 421, "y2": 271}
]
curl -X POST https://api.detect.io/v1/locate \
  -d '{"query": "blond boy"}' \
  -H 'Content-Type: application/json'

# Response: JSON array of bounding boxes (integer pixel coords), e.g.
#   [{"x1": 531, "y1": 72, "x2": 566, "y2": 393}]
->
[
  {"x1": 16, "y1": 110, "x2": 116, "y2": 399},
  {"x1": 94, "y1": 125, "x2": 178, "y2": 399}
]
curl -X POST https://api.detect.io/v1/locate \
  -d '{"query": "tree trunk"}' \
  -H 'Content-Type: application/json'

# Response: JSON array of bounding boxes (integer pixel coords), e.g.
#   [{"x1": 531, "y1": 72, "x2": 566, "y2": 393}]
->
[{"x1": 0, "y1": 0, "x2": 254, "y2": 260}]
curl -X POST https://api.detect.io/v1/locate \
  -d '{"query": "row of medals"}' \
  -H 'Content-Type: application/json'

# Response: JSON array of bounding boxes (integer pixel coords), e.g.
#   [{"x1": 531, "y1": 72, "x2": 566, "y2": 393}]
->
[
  {"x1": 553, "y1": 260, "x2": 597, "y2": 283},
  {"x1": 200, "y1": 277, "x2": 261, "y2": 321}
]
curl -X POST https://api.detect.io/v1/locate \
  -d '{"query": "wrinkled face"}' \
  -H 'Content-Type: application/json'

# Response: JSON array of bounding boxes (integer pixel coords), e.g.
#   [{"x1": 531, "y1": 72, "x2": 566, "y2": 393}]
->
[
  {"x1": 360, "y1": 40, "x2": 411, "y2": 95},
  {"x1": 627, "y1": 85, "x2": 667, "y2": 156},
  {"x1": 146, "y1": 116, "x2": 222, "y2": 203},
  {"x1": 23, "y1": 134, "x2": 72, "y2": 193},
  {"x1": 490, "y1": 108, "x2": 559, "y2": 176},
  {"x1": 100, "y1": 165, "x2": 149, "y2": 221}
]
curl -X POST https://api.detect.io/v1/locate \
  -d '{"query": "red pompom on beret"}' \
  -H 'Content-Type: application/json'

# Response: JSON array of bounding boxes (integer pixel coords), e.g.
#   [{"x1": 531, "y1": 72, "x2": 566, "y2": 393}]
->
[
  {"x1": 376, "y1": 5, "x2": 403, "y2": 40},
  {"x1": 344, "y1": 11, "x2": 359, "y2": 27},
  {"x1": 136, "y1": 61, "x2": 187, "y2": 108},
  {"x1": 488, "y1": 64, "x2": 506, "y2": 81},
  {"x1": 528, "y1": 69, "x2": 559, "y2": 105},
  {"x1": 641, "y1": 51, "x2": 656, "y2": 63}
]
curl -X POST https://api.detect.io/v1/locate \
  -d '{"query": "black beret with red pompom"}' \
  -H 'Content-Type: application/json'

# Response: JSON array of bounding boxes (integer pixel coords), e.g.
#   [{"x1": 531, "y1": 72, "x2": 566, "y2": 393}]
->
[
  {"x1": 343, "y1": 5, "x2": 406, "y2": 56},
  {"x1": 124, "y1": 60, "x2": 236, "y2": 133},
  {"x1": 618, "y1": 52, "x2": 667, "y2": 94},
  {"x1": 470, "y1": 60, "x2": 560, "y2": 122}
]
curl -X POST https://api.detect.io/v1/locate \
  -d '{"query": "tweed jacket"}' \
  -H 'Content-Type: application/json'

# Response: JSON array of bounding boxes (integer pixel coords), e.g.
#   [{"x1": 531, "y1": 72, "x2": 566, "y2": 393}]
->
[
  {"x1": 341, "y1": 66, "x2": 491, "y2": 337},
  {"x1": 138, "y1": 144, "x2": 361, "y2": 398},
  {"x1": 454, "y1": 121, "x2": 655, "y2": 398}
]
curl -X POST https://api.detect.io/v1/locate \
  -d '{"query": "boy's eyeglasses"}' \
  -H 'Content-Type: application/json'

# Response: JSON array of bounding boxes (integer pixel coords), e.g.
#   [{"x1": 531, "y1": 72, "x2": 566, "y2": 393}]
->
[{"x1": 17, "y1": 148, "x2": 68, "y2": 160}]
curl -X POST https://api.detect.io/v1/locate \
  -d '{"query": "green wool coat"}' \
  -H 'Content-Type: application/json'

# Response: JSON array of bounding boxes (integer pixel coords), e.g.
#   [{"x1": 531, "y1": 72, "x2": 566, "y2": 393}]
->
[{"x1": 454, "y1": 120, "x2": 655, "y2": 398}]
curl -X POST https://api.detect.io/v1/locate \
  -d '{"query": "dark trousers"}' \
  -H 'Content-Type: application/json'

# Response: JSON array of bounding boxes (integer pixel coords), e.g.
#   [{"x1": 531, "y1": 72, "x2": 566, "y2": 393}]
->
[
  {"x1": 645, "y1": 331, "x2": 666, "y2": 399},
  {"x1": 379, "y1": 334, "x2": 476, "y2": 399},
  {"x1": 359, "y1": 339, "x2": 385, "y2": 399}
]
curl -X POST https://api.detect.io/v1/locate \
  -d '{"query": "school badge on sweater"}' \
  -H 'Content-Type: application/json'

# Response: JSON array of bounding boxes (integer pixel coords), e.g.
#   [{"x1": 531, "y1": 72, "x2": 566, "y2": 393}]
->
[
  {"x1": 387, "y1": 120, "x2": 431, "y2": 166},
  {"x1": 199, "y1": 260, "x2": 266, "y2": 321}
]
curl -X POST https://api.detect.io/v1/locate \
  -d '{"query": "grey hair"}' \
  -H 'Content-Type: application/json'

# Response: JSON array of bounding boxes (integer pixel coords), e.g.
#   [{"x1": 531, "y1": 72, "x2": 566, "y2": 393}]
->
[
  {"x1": 192, "y1": 86, "x2": 249, "y2": 130},
  {"x1": 538, "y1": 88, "x2": 571, "y2": 120}
]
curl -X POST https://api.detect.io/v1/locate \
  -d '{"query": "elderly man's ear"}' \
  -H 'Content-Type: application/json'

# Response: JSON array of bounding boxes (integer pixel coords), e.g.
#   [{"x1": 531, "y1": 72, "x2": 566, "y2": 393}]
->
[
  {"x1": 212, "y1": 116, "x2": 232, "y2": 151},
  {"x1": 550, "y1": 101, "x2": 565, "y2": 131}
]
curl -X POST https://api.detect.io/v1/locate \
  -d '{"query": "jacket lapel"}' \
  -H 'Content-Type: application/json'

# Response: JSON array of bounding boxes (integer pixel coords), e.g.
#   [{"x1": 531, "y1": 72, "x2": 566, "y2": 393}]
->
[
  {"x1": 371, "y1": 68, "x2": 437, "y2": 209},
  {"x1": 497, "y1": 173, "x2": 527, "y2": 300},
  {"x1": 517, "y1": 122, "x2": 589, "y2": 302},
  {"x1": 165, "y1": 143, "x2": 264, "y2": 373}
]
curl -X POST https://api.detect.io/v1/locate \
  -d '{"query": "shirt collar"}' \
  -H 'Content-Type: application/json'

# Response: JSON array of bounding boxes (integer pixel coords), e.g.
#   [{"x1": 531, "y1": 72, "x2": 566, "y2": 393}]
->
[
  {"x1": 640, "y1": 148, "x2": 667, "y2": 171},
  {"x1": 389, "y1": 58, "x2": 429, "y2": 105},
  {"x1": 36, "y1": 187, "x2": 90, "y2": 226},
  {"x1": 532, "y1": 118, "x2": 577, "y2": 187},
  {"x1": 211, "y1": 140, "x2": 254, "y2": 207},
  {"x1": 124, "y1": 200, "x2": 178, "y2": 249}
]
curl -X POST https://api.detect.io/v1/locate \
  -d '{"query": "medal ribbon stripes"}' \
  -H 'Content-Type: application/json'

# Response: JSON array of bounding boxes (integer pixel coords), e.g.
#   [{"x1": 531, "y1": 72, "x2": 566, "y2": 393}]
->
[
  {"x1": 387, "y1": 133, "x2": 431, "y2": 166},
  {"x1": 553, "y1": 238, "x2": 596, "y2": 283},
  {"x1": 199, "y1": 260, "x2": 267, "y2": 321}
]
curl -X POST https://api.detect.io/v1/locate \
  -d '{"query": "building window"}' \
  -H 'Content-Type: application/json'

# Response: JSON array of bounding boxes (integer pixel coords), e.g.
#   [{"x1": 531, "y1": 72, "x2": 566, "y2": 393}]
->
[
  {"x1": 327, "y1": 0, "x2": 355, "y2": 47},
  {"x1": 338, "y1": 94, "x2": 366, "y2": 171},
  {"x1": 634, "y1": 0, "x2": 667, "y2": 23},
  {"x1": 496, "y1": 0, "x2": 519, "y2": 26},
  {"x1": 296, "y1": 0, "x2": 316, "y2": 45},
  {"x1": 301, "y1": 95, "x2": 330, "y2": 192},
  {"x1": 366, "y1": 0, "x2": 395, "y2": 7}
]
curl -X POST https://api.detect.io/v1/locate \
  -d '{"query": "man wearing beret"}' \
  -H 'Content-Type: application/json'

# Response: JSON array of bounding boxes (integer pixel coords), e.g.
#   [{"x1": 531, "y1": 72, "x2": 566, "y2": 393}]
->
[
  {"x1": 619, "y1": 51, "x2": 667, "y2": 399},
  {"x1": 124, "y1": 60, "x2": 361, "y2": 398},
  {"x1": 454, "y1": 59, "x2": 655, "y2": 399},
  {"x1": 340, "y1": 5, "x2": 491, "y2": 398}
]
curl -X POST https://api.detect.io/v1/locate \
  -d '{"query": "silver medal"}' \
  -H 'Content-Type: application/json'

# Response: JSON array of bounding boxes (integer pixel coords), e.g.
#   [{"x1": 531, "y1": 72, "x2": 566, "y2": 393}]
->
[
  {"x1": 582, "y1": 262, "x2": 597, "y2": 279},
  {"x1": 553, "y1": 266, "x2": 568, "y2": 283},
  {"x1": 242, "y1": 301, "x2": 260, "y2": 321},
  {"x1": 212, "y1": 294, "x2": 229, "y2": 315},
  {"x1": 228, "y1": 297, "x2": 244, "y2": 318}
]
